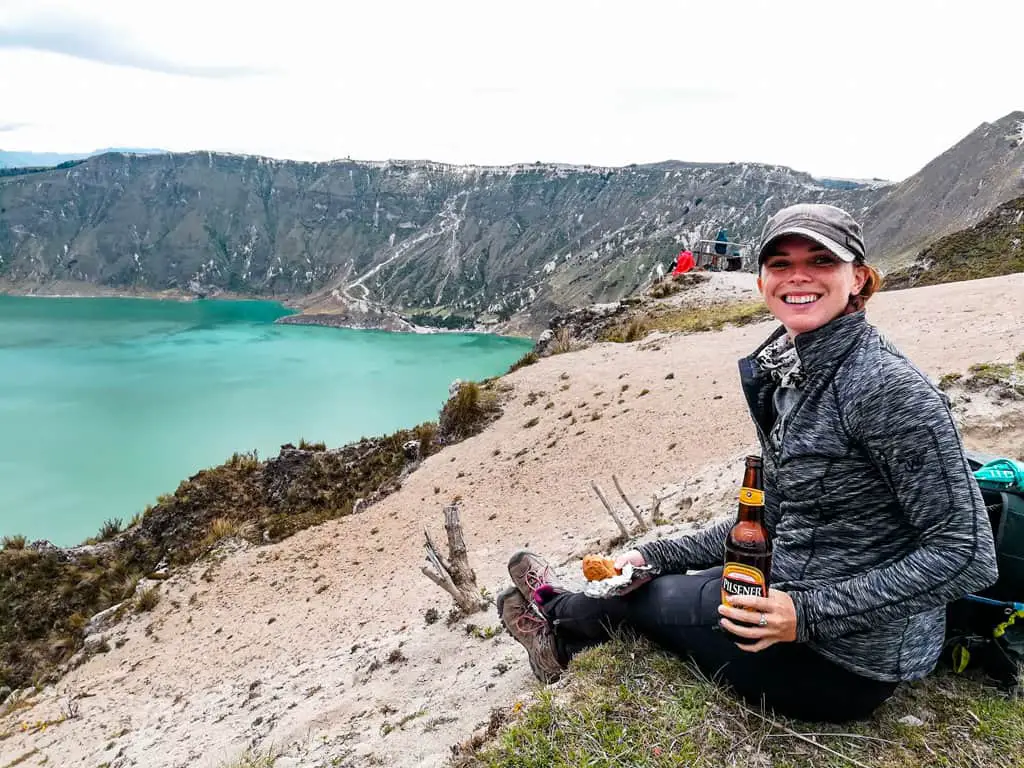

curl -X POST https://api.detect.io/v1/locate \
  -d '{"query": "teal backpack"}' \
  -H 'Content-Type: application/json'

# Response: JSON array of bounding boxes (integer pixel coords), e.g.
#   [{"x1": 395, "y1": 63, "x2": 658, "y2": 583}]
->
[{"x1": 943, "y1": 452, "x2": 1024, "y2": 692}]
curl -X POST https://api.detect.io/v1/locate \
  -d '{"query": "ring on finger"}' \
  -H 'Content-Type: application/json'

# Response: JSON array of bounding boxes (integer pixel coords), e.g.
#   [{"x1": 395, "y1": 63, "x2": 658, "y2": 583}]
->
[{"x1": 758, "y1": 612, "x2": 768, "y2": 627}]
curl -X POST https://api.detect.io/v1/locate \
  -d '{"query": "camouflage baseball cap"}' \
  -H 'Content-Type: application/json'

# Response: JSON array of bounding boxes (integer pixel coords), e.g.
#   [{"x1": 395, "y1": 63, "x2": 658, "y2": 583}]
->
[{"x1": 756, "y1": 204, "x2": 866, "y2": 266}]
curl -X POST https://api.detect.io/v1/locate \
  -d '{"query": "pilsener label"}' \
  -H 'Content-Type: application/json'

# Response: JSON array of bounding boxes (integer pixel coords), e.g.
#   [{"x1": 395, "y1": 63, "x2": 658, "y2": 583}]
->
[
  {"x1": 721, "y1": 562, "x2": 767, "y2": 605},
  {"x1": 738, "y1": 487, "x2": 765, "y2": 506}
]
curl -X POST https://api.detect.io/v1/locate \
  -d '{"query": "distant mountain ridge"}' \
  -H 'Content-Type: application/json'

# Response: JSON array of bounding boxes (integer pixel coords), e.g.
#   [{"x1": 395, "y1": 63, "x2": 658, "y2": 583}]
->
[
  {"x1": 0, "y1": 110, "x2": 1021, "y2": 332},
  {"x1": 862, "y1": 110, "x2": 1024, "y2": 266},
  {"x1": 883, "y1": 194, "x2": 1024, "y2": 290},
  {"x1": 0, "y1": 151, "x2": 885, "y2": 331},
  {"x1": 0, "y1": 148, "x2": 167, "y2": 169}
]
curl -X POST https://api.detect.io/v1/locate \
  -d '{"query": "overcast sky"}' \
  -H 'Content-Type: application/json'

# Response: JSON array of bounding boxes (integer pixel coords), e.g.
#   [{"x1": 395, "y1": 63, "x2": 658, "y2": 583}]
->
[{"x1": 1, "y1": 0, "x2": 1021, "y2": 181}]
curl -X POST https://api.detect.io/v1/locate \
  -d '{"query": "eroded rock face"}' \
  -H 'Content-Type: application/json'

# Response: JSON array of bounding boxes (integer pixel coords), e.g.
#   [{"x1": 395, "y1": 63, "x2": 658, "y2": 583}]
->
[
  {"x1": 3, "y1": 113, "x2": 1022, "y2": 331},
  {"x1": 533, "y1": 302, "x2": 629, "y2": 356},
  {"x1": 0, "y1": 151, "x2": 885, "y2": 333}
]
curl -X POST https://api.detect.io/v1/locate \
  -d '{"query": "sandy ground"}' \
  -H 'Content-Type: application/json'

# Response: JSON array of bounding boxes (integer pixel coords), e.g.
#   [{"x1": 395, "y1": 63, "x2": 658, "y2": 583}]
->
[{"x1": 2, "y1": 273, "x2": 1023, "y2": 768}]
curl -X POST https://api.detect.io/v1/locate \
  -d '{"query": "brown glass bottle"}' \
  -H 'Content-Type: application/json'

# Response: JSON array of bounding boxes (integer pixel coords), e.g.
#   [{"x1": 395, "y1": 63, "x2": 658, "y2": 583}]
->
[{"x1": 721, "y1": 455, "x2": 772, "y2": 643}]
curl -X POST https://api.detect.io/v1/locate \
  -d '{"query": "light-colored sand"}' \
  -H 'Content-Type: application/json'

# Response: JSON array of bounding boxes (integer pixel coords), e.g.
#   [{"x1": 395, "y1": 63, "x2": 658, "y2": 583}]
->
[{"x1": 3, "y1": 274, "x2": 1023, "y2": 768}]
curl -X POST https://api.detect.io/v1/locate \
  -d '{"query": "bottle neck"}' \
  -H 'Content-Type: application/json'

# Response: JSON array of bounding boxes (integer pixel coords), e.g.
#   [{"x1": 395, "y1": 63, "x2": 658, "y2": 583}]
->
[
  {"x1": 736, "y1": 502, "x2": 765, "y2": 523},
  {"x1": 737, "y1": 462, "x2": 765, "y2": 523}
]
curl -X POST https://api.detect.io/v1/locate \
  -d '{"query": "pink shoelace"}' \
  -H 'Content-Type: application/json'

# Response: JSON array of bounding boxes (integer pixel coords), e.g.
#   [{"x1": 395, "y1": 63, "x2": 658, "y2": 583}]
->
[
  {"x1": 522, "y1": 564, "x2": 555, "y2": 593},
  {"x1": 511, "y1": 606, "x2": 550, "y2": 637}
]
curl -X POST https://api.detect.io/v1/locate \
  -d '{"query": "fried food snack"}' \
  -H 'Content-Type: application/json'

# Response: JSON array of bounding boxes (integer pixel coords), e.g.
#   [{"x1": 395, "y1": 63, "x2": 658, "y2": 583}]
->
[{"x1": 582, "y1": 555, "x2": 622, "y2": 582}]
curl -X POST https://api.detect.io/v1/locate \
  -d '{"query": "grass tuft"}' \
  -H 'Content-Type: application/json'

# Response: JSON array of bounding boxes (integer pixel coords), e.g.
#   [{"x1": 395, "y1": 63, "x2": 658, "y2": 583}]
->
[
  {"x1": 457, "y1": 635, "x2": 1024, "y2": 768},
  {"x1": 602, "y1": 301, "x2": 769, "y2": 343},
  {"x1": 134, "y1": 585, "x2": 161, "y2": 613},
  {"x1": 508, "y1": 351, "x2": 539, "y2": 373},
  {"x1": 96, "y1": 518, "x2": 124, "y2": 542},
  {"x1": 438, "y1": 382, "x2": 502, "y2": 443},
  {"x1": 201, "y1": 517, "x2": 242, "y2": 550},
  {"x1": 549, "y1": 327, "x2": 576, "y2": 355},
  {"x1": 1, "y1": 536, "x2": 27, "y2": 551},
  {"x1": 218, "y1": 746, "x2": 282, "y2": 768}
]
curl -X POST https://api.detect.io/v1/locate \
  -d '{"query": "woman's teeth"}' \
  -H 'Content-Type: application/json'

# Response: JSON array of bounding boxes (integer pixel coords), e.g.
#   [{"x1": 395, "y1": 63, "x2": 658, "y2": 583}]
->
[{"x1": 783, "y1": 294, "x2": 819, "y2": 305}]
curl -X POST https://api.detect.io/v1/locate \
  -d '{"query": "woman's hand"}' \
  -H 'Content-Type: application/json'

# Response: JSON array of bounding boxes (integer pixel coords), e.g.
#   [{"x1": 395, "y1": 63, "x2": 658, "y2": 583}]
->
[
  {"x1": 613, "y1": 549, "x2": 647, "y2": 570},
  {"x1": 718, "y1": 589, "x2": 797, "y2": 652}
]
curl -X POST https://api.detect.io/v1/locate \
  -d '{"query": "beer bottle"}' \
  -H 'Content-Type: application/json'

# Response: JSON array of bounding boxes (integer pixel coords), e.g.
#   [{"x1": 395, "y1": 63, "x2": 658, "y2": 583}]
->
[{"x1": 721, "y1": 455, "x2": 772, "y2": 642}]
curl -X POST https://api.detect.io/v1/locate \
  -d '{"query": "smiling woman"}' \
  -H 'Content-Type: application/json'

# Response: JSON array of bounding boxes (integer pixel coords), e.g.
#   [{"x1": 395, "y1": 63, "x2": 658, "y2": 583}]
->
[
  {"x1": 494, "y1": 203, "x2": 998, "y2": 726},
  {"x1": 753, "y1": 204, "x2": 883, "y2": 337}
]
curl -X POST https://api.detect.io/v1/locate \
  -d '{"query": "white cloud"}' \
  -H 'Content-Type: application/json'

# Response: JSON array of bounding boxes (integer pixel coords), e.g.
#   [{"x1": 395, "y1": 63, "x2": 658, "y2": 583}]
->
[{"x1": 0, "y1": 0, "x2": 1021, "y2": 181}]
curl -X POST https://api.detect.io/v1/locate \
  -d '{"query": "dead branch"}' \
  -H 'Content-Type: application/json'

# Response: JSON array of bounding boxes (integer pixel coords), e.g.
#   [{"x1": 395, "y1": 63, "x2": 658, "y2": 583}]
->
[
  {"x1": 422, "y1": 503, "x2": 489, "y2": 615},
  {"x1": 590, "y1": 481, "x2": 630, "y2": 539},
  {"x1": 650, "y1": 494, "x2": 663, "y2": 521},
  {"x1": 612, "y1": 474, "x2": 647, "y2": 530}
]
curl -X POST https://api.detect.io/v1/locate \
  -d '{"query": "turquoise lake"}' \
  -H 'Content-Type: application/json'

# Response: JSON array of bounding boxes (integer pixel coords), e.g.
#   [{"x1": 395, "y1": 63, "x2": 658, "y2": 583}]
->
[{"x1": 0, "y1": 296, "x2": 532, "y2": 546}]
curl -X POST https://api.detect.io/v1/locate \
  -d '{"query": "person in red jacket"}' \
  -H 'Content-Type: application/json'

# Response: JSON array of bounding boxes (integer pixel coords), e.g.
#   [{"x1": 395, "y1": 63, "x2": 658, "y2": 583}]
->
[{"x1": 672, "y1": 249, "x2": 695, "y2": 275}]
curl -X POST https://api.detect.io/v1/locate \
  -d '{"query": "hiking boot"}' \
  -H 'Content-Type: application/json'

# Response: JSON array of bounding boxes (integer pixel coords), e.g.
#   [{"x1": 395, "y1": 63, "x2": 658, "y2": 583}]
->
[
  {"x1": 496, "y1": 586, "x2": 564, "y2": 684},
  {"x1": 508, "y1": 550, "x2": 564, "y2": 604}
]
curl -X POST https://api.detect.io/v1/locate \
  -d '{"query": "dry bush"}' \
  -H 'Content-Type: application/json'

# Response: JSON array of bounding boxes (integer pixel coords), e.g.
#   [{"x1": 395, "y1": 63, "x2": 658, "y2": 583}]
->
[
  {"x1": 134, "y1": 585, "x2": 161, "y2": 613},
  {"x1": 550, "y1": 327, "x2": 575, "y2": 355},
  {"x1": 508, "y1": 350, "x2": 539, "y2": 373},
  {"x1": 438, "y1": 382, "x2": 501, "y2": 443}
]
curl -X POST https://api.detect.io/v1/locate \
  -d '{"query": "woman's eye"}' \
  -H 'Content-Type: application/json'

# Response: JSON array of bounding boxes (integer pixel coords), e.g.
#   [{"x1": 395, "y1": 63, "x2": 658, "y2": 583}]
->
[{"x1": 814, "y1": 257, "x2": 838, "y2": 266}]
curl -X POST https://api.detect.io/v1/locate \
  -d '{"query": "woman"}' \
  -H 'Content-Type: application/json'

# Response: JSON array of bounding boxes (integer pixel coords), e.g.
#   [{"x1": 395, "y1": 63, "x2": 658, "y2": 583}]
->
[{"x1": 497, "y1": 203, "x2": 999, "y2": 723}]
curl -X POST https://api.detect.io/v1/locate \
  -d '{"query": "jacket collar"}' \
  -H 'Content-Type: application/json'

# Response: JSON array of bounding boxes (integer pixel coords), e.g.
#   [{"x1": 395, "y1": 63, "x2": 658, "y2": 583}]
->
[
  {"x1": 791, "y1": 310, "x2": 869, "y2": 373},
  {"x1": 744, "y1": 310, "x2": 869, "y2": 374},
  {"x1": 738, "y1": 311, "x2": 871, "y2": 449}
]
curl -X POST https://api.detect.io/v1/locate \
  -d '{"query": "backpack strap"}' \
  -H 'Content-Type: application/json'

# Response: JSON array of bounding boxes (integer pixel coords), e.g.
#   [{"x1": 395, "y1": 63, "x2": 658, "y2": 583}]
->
[{"x1": 974, "y1": 458, "x2": 1024, "y2": 492}]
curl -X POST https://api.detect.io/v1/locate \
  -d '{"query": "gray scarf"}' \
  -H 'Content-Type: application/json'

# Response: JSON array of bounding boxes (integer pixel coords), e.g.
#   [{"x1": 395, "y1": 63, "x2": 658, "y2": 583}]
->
[{"x1": 755, "y1": 334, "x2": 806, "y2": 389}]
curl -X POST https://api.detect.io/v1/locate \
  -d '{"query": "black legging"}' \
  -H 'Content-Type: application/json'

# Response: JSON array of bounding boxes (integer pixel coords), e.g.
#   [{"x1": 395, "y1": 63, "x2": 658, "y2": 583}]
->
[{"x1": 542, "y1": 567, "x2": 897, "y2": 723}]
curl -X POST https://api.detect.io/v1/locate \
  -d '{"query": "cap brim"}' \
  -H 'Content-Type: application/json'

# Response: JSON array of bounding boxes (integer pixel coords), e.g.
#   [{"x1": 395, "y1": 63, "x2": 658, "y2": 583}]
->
[{"x1": 759, "y1": 226, "x2": 859, "y2": 264}]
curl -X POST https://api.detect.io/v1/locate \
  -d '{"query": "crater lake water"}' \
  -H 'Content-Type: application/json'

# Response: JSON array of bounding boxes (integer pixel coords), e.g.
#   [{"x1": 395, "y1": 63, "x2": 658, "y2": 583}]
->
[{"x1": 0, "y1": 296, "x2": 533, "y2": 546}]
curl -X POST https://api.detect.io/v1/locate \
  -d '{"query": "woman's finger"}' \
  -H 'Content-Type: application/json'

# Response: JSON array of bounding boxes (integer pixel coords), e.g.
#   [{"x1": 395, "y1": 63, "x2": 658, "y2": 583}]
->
[
  {"x1": 725, "y1": 594, "x2": 772, "y2": 612},
  {"x1": 719, "y1": 617, "x2": 769, "y2": 639},
  {"x1": 736, "y1": 637, "x2": 777, "y2": 653},
  {"x1": 718, "y1": 604, "x2": 770, "y2": 626}
]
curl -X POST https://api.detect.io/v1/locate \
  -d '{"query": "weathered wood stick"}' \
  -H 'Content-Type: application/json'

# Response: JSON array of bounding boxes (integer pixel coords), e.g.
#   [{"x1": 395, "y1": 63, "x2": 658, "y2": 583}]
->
[
  {"x1": 612, "y1": 474, "x2": 646, "y2": 530},
  {"x1": 590, "y1": 481, "x2": 630, "y2": 538}
]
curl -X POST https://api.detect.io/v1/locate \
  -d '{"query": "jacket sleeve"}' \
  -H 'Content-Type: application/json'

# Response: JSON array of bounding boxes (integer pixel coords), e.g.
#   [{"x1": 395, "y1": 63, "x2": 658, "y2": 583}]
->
[
  {"x1": 638, "y1": 518, "x2": 731, "y2": 574},
  {"x1": 789, "y1": 362, "x2": 999, "y2": 643}
]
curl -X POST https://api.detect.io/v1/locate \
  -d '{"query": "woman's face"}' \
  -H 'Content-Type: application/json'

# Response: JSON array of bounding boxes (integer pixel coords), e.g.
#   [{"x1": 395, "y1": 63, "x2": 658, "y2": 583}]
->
[{"x1": 757, "y1": 235, "x2": 867, "y2": 337}]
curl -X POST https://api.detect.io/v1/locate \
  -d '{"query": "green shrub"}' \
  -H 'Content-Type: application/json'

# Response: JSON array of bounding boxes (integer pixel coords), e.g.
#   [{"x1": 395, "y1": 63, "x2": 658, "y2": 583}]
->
[
  {"x1": 508, "y1": 351, "x2": 539, "y2": 373},
  {"x1": 438, "y1": 382, "x2": 501, "y2": 443},
  {"x1": 96, "y1": 518, "x2": 123, "y2": 542}
]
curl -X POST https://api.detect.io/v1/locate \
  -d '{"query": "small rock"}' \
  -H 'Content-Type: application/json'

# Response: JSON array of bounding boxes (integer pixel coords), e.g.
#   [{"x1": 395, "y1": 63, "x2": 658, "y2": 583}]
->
[
  {"x1": 0, "y1": 686, "x2": 11, "y2": 704},
  {"x1": 899, "y1": 715, "x2": 924, "y2": 727},
  {"x1": 86, "y1": 603, "x2": 125, "y2": 636},
  {"x1": 83, "y1": 633, "x2": 108, "y2": 654}
]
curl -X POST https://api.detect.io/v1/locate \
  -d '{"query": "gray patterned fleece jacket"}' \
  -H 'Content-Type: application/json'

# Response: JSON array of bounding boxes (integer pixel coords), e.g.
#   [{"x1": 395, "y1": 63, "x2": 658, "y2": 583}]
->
[{"x1": 639, "y1": 311, "x2": 999, "y2": 682}]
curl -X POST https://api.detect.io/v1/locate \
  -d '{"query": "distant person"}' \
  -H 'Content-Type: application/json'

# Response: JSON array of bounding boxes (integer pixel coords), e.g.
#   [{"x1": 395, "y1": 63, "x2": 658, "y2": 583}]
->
[
  {"x1": 671, "y1": 249, "x2": 695, "y2": 275},
  {"x1": 714, "y1": 227, "x2": 729, "y2": 256},
  {"x1": 495, "y1": 203, "x2": 999, "y2": 723}
]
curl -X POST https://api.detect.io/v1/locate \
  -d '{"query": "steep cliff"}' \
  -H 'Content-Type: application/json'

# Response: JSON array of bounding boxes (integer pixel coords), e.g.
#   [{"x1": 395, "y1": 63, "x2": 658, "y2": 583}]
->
[
  {"x1": 883, "y1": 194, "x2": 1024, "y2": 289},
  {"x1": 0, "y1": 152, "x2": 882, "y2": 330},
  {"x1": 862, "y1": 111, "x2": 1024, "y2": 266},
  {"x1": 2, "y1": 110, "x2": 1022, "y2": 332}
]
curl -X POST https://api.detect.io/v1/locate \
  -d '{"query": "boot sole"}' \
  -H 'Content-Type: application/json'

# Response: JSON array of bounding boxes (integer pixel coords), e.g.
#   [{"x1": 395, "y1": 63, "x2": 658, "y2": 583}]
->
[{"x1": 495, "y1": 585, "x2": 520, "y2": 631}]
